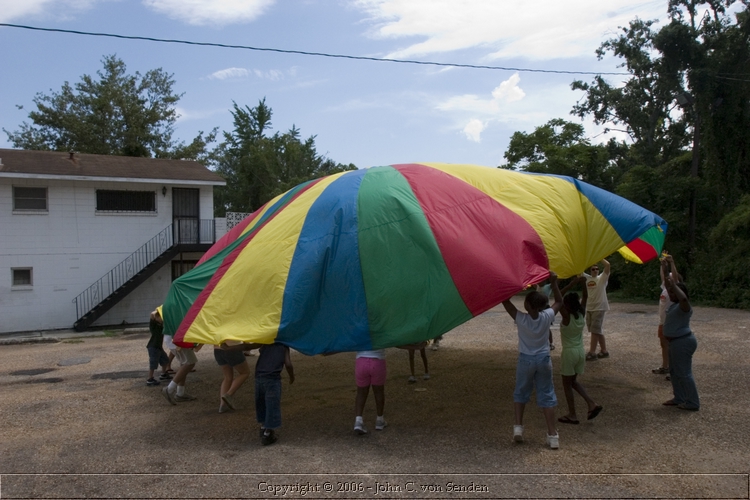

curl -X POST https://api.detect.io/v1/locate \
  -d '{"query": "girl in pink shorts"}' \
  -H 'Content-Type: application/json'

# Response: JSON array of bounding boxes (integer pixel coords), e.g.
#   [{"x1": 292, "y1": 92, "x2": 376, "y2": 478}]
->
[{"x1": 354, "y1": 350, "x2": 387, "y2": 434}]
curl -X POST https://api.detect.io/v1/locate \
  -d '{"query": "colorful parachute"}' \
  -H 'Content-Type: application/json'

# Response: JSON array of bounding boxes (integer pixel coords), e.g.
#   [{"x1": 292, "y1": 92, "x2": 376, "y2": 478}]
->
[{"x1": 164, "y1": 163, "x2": 666, "y2": 355}]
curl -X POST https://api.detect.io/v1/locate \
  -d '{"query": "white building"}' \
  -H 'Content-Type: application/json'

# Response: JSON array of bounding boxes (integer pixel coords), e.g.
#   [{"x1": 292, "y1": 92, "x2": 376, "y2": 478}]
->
[{"x1": 0, "y1": 149, "x2": 226, "y2": 333}]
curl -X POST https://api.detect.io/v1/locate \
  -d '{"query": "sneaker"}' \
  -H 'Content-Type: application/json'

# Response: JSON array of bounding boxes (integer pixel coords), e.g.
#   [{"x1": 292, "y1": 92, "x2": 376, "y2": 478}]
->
[
  {"x1": 159, "y1": 372, "x2": 172, "y2": 380},
  {"x1": 221, "y1": 394, "x2": 236, "y2": 410},
  {"x1": 547, "y1": 434, "x2": 560, "y2": 449},
  {"x1": 407, "y1": 376, "x2": 417, "y2": 384},
  {"x1": 259, "y1": 427, "x2": 266, "y2": 439},
  {"x1": 146, "y1": 378, "x2": 160, "y2": 386},
  {"x1": 174, "y1": 393, "x2": 197, "y2": 402},
  {"x1": 431, "y1": 341, "x2": 439, "y2": 351},
  {"x1": 162, "y1": 386, "x2": 176, "y2": 405},
  {"x1": 550, "y1": 343, "x2": 556, "y2": 351},
  {"x1": 585, "y1": 353, "x2": 598, "y2": 361},
  {"x1": 354, "y1": 420, "x2": 368, "y2": 435},
  {"x1": 513, "y1": 425, "x2": 524, "y2": 443},
  {"x1": 423, "y1": 373, "x2": 430, "y2": 380},
  {"x1": 261, "y1": 430, "x2": 277, "y2": 446},
  {"x1": 597, "y1": 351, "x2": 610, "y2": 358},
  {"x1": 218, "y1": 404, "x2": 229, "y2": 414},
  {"x1": 375, "y1": 417, "x2": 387, "y2": 430}
]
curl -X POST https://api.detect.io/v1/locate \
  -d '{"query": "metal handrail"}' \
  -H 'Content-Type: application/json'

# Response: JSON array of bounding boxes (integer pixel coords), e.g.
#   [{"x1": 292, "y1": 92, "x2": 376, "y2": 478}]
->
[{"x1": 73, "y1": 220, "x2": 215, "y2": 320}]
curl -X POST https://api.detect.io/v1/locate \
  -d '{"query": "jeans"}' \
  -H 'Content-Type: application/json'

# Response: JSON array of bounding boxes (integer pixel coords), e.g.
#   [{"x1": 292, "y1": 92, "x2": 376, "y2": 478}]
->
[
  {"x1": 668, "y1": 334, "x2": 700, "y2": 409},
  {"x1": 255, "y1": 376, "x2": 283, "y2": 429},
  {"x1": 513, "y1": 352, "x2": 557, "y2": 407}
]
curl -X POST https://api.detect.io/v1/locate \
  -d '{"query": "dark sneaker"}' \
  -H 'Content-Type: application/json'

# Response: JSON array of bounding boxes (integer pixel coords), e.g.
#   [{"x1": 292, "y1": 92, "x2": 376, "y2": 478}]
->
[
  {"x1": 597, "y1": 351, "x2": 610, "y2": 358},
  {"x1": 261, "y1": 430, "x2": 277, "y2": 446},
  {"x1": 146, "y1": 378, "x2": 160, "y2": 386},
  {"x1": 159, "y1": 372, "x2": 172, "y2": 380}
]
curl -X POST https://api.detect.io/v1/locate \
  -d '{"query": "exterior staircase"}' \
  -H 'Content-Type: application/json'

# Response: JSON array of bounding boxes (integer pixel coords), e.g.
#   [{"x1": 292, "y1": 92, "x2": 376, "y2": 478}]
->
[{"x1": 72, "y1": 220, "x2": 215, "y2": 331}]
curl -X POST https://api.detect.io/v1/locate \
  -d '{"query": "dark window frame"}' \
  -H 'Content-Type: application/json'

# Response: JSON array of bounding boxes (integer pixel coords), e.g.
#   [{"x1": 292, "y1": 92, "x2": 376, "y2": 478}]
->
[{"x1": 96, "y1": 190, "x2": 156, "y2": 213}]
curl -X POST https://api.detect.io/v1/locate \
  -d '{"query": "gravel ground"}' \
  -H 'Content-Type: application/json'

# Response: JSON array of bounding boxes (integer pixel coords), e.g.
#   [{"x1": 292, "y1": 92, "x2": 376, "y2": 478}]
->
[{"x1": 1, "y1": 299, "x2": 749, "y2": 499}]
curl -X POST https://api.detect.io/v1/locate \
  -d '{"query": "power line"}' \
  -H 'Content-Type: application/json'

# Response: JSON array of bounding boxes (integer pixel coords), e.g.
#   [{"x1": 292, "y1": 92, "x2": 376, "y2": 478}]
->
[{"x1": 0, "y1": 23, "x2": 630, "y2": 76}]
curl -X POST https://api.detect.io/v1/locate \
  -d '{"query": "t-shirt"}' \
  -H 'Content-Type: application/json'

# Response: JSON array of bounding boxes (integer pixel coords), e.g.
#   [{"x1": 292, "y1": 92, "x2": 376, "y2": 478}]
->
[
  {"x1": 584, "y1": 271, "x2": 610, "y2": 311},
  {"x1": 147, "y1": 318, "x2": 163, "y2": 349},
  {"x1": 255, "y1": 343, "x2": 288, "y2": 378},
  {"x1": 515, "y1": 308, "x2": 555, "y2": 355},
  {"x1": 663, "y1": 303, "x2": 692, "y2": 339},
  {"x1": 658, "y1": 274, "x2": 677, "y2": 326}
]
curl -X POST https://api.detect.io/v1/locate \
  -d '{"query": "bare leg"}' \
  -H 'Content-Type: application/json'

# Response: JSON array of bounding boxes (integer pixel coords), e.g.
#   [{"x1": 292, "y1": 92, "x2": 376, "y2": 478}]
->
[
  {"x1": 598, "y1": 334, "x2": 608, "y2": 354},
  {"x1": 408, "y1": 350, "x2": 415, "y2": 377},
  {"x1": 561, "y1": 375, "x2": 577, "y2": 420},
  {"x1": 172, "y1": 362, "x2": 194, "y2": 387},
  {"x1": 514, "y1": 402, "x2": 526, "y2": 426},
  {"x1": 419, "y1": 348, "x2": 429, "y2": 375},
  {"x1": 372, "y1": 385, "x2": 385, "y2": 416},
  {"x1": 571, "y1": 376, "x2": 597, "y2": 412},
  {"x1": 588, "y1": 333, "x2": 597, "y2": 356},
  {"x1": 660, "y1": 336, "x2": 670, "y2": 368},
  {"x1": 219, "y1": 364, "x2": 233, "y2": 402},
  {"x1": 355, "y1": 386, "x2": 370, "y2": 417},
  {"x1": 226, "y1": 361, "x2": 250, "y2": 396}
]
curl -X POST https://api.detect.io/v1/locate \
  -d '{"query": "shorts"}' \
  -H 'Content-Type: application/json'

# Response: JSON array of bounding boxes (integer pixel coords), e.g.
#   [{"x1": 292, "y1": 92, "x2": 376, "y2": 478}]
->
[
  {"x1": 355, "y1": 356, "x2": 387, "y2": 387},
  {"x1": 513, "y1": 352, "x2": 557, "y2": 408},
  {"x1": 174, "y1": 347, "x2": 198, "y2": 366},
  {"x1": 560, "y1": 347, "x2": 585, "y2": 376},
  {"x1": 147, "y1": 346, "x2": 169, "y2": 370},
  {"x1": 658, "y1": 324, "x2": 664, "y2": 339},
  {"x1": 586, "y1": 310, "x2": 606, "y2": 335},
  {"x1": 213, "y1": 348, "x2": 247, "y2": 367}
]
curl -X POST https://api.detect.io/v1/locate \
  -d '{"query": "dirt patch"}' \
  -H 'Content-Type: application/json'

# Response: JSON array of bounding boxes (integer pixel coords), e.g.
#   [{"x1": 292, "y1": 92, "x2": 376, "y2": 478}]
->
[{"x1": 0, "y1": 300, "x2": 748, "y2": 499}]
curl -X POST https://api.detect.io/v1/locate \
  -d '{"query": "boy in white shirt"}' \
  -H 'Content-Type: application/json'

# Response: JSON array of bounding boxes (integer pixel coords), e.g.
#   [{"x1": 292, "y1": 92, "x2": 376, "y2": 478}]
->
[{"x1": 502, "y1": 272, "x2": 563, "y2": 449}]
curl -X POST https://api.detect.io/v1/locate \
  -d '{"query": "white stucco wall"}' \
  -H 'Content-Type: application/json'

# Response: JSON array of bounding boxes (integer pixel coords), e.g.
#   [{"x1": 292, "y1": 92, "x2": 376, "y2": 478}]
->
[{"x1": 0, "y1": 178, "x2": 216, "y2": 333}]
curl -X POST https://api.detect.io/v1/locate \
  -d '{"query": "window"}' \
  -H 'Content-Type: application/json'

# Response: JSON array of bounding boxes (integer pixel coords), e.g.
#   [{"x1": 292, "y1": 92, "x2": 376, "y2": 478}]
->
[
  {"x1": 12, "y1": 268, "x2": 33, "y2": 287},
  {"x1": 13, "y1": 187, "x2": 48, "y2": 211},
  {"x1": 96, "y1": 190, "x2": 156, "y2": 213}
]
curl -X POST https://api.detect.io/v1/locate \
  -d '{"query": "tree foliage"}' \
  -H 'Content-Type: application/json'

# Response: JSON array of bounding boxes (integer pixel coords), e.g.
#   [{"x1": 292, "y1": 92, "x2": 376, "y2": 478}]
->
[
  {"x1": 4, "y1": 55, "x2": 212, "y2": 159},
  {"x1": 212, "y1": 99, "x2": 357, "y2": 216},
  {"x1": 505, "y1": 0, "x2": 750, "y2": 308}
]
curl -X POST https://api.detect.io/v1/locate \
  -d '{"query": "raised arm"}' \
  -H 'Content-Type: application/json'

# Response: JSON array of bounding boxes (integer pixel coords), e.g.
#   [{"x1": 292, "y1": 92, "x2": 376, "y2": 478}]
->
[
  {"x1": 602, "y1": 258, "x2": 611, "y2": 276},
  {"x1": 665, "y1": 255, "x2": 682, "y2": 283},
  {"x1": 662, "y1": 259, "x2": 690, "y2": 312},
  {"x1": 549, "y1": 272, "x2": 563, "y2": 314},
  {"x1": 502, "y1": 299, "x2": 518, "y2": 321}
]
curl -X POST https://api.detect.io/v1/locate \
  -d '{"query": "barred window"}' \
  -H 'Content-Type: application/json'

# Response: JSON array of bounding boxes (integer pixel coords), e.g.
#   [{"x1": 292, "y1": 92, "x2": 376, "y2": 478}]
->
[
  {"x1": 12, "y1": 268, "x2": 33, "y2": 287},
  {"x1": 13, "y1": 187, "x2": 48, "y2": 211},
  {"x1": 96, "y1": 190, "x2": 156, "y2": 212}
]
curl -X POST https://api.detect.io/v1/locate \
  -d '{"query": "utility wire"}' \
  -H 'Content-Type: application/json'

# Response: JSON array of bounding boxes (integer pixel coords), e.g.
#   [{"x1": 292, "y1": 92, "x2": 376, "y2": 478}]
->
[{"x1": 0, "y1": 23, "x2": 630, "y2": 76}]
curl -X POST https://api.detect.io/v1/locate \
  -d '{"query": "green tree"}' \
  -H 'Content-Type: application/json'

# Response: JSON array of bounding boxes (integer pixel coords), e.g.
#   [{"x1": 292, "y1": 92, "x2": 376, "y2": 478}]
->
[
  {"x1": 213, "y1": 99, "x2": 357, "y2": 216},
  {"x1": 4, "y1": 55, "x2": 212, "y2": 159},
  {"x1": 500, "y1": 118, "x2": 625, "y2": 191}
]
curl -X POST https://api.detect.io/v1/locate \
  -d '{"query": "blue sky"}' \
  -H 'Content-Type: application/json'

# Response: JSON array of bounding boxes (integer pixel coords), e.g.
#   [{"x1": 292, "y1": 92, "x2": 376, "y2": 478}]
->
[{"x1": 1, "y1": 0, "x2": 678, "y2": 169}]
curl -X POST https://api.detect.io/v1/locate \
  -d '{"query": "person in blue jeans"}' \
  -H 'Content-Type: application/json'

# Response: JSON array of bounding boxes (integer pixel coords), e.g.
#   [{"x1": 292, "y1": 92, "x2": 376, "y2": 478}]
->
[
  {"x1": 255, "y1": 343, "x2": 295, "y2": 445},
  {"x1": 660, "y1": 258, "x2": 700, "y2": 411},
  {"x1": 502, "y1": 272, "x2": 563, "y2": 449}
]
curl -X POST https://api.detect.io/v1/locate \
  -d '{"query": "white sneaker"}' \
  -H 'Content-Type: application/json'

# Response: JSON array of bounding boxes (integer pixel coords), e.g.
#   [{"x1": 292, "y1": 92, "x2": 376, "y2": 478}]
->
[
  {"x1": 354, "y1": 420, "x2": 368, "y2": 435},
  {"x1": 375, "y1": 417, "x2": 387, "y2": 430},
  {"x1": 407, "y1": 376, "x2": 417, "y2": 384},
  {"x1": 513, "y1": 425, "x2": 524, "y2": 443},
  {"x1": 547, "y1": 434, "x2": 559, "y2": 449},
  {"x1": 431, "y1": 342, "x2": 439, "y2": 351}
]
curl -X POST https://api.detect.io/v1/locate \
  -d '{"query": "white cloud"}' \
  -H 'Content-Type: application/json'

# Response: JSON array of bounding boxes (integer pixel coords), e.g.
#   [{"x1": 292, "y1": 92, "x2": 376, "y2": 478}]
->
[
  {"x1": 143, "y1": 0, "x2": 276, "y2": 26},
  {"x1": 351, "y1": 0, "x2": 666, "y2": 60},
  {"x1": 0, "y1": 0, "x2": 97, "y2": 22},
  {"x1": 208, "y1": 67, "x2": 250, "y2": 80},
  {"x1": 436, "y1": 73, "x2": 525, "y2": 115},
  {"x1": 463, "y1": 119, "x2": 485, "y2": 143}
]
